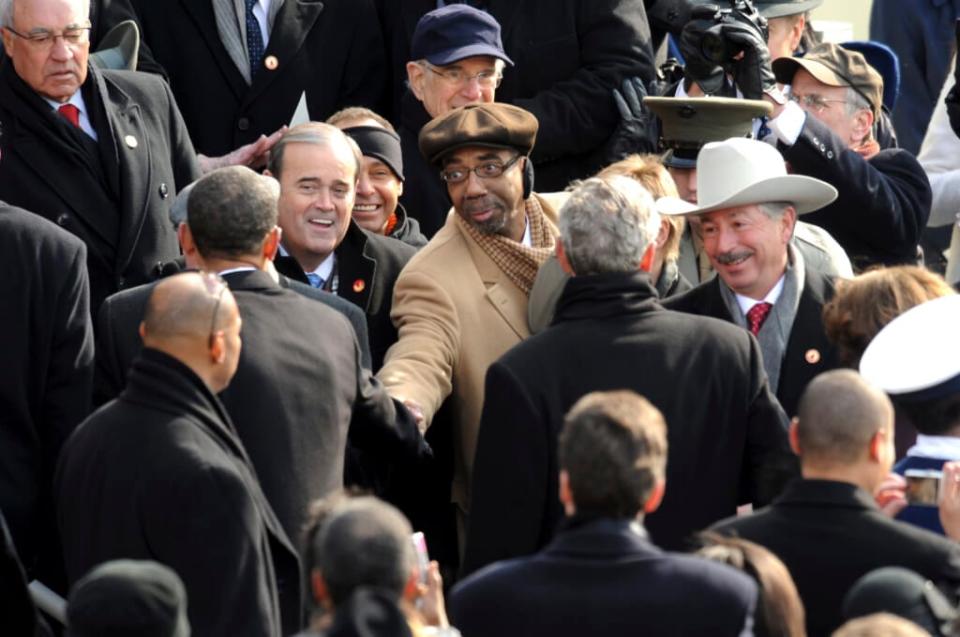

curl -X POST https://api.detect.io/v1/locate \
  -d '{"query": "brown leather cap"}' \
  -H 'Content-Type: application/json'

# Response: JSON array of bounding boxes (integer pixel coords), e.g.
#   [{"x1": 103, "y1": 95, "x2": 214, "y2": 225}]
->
[
  {"x1": 773, "y1": 43, "x2": 884, "y2": 118},
  {"x1": 418, "y1": 103, "x2": 538, "y2": 165}
]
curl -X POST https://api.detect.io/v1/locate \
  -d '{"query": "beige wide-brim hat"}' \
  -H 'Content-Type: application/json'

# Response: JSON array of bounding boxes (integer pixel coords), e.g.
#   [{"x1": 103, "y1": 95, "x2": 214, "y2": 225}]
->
[{"x1": 656, "y1": 137, "x2": 837, "y2": 217}]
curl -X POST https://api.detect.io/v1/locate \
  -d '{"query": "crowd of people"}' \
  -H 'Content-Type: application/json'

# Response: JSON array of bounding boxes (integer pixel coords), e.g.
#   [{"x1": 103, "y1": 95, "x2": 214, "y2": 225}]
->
[{"x1": 3, "y1": 0, "x2": 960, "y2": 635}]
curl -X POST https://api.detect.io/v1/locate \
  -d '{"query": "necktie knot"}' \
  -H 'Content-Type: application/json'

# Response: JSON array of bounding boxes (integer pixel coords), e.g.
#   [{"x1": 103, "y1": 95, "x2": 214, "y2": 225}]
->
[
  {"x1": 747, "y1": 301, "x2": 773, "y2": 336},
  {"x1": 58, "y1": 103, "x2": 80, "y2": 128},
  {"x1": 306, "y1": 273, "x2": 324, "y2": 289}
]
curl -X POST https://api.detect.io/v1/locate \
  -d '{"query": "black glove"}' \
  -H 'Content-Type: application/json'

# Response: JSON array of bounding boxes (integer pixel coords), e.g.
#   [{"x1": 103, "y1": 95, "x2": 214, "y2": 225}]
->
[
  {"x1": 947, "y1": 21, "x2": 960, "y2": 138},
  {"x1": 721, "y1": 21, "x2": 777, "y2": 100},
  {"x1": 678, "y1": 7, "x2": 727, "y2": 95},
  {"x1": 599, "y1": 76, "x2": 660, "y2": 166}
]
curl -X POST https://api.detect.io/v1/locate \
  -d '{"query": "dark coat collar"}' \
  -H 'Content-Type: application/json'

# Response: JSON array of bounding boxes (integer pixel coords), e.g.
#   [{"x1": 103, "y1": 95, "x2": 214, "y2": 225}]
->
[
  {"x1": 543, "y1": 517, "x2": 660, "y2": 560},
  {"x1": 553, "y1": 271, "x2": 662, "y2": 325},
  {"x1": 221, "y1": 268, "x2": 282, "y2": 293},
  {"x1": 773, "y1": 478, "x2": 879, "y2": 512}
]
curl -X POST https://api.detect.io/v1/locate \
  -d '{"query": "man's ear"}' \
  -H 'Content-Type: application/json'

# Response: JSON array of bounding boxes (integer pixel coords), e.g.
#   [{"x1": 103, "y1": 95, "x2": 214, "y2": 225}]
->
[
  {"x1": 407, "y1": 61, "x2": 426, "y2": 101},
  {"x1": 209, "y1": 331, "x2": 226, "y2": 364},
  {"x1": 639, "y1": 242, "x2": 656, "y2": 272},
  {"x1": 138, "y1": 321, "x2": 147, "y2": 343},
  {"x1": 311, "y1": 570, "x2": 335, "y2": 613},
  {"x1": 1, "y1": 28, "x2": 14, "y2": 55},
  {"x1": 788, "y1": 15, "x2": 805, "y2": 53},
  {"x1": 179, "y1": 223, "x2": 197, "y2": 256},
  {"x1": 654, "y1": 219, "x2": 671, "y2": 250},
  {"x1": 558, "y1": 469, "x2": 576, "y2": 515},
  {"x1": 556, "y1": 239, "x2": 575, "y2": 276},
  {"x1": 263, "y1": 226, "x2": 282, "y2": 262},
  {"x1": 643, "y1": 479, "x2": 666, "y2": 514},
  {"x1": 853, "y1": 108, "x2": 875, "y2": 145},
  {"x1": 788, "y1": 417, "x2": 802, "y2": 457},
  {"x1": 780, "y1": 206, "x2": 798, "y2": 243},
  {"x1": 402, "y1": 567, "x2": 420, "y2": 603},
  {"x1": 868, "y1": 428, "x2": 886, "y2": 463}
]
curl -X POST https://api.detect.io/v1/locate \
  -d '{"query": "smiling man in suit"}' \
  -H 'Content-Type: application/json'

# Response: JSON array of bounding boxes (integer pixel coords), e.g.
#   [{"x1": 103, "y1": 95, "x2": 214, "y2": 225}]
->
[
  {"x1": 0, "y1": 0, "x2": 200, "y2": 311},
  {"x1": 661, "y1": 137, "x2": 842, "y2": 417}
]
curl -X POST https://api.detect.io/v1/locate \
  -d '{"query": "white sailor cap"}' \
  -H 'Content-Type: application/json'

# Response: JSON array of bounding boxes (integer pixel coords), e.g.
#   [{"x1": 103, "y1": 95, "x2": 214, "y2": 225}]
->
[{"x1": 859, "y1": 295, "x2": 960, "y2": 401}]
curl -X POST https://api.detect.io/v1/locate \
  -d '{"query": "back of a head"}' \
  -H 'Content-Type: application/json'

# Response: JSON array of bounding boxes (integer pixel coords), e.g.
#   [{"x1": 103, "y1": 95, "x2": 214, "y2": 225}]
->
[
  {"x1": 697, "y1": 533, "x2": 806, "y2": 637},
  {"x1": 558, "y1": 390, "x2": 667, "y2": 519},
  {"x1": 832, "y1": 613, "x2": 930, "y2": 637},
  {"x1": 823, "y1": 266, "x2": 955, "y2": 368},
  {"x1": 142, "y1": 272, "x2": 234, "y2": 346},
  {"x1": 844, "y1": 567, "x2": 958, "y2": 637},
  {"x1": 316, "y1": 497, "x2": 414, "y2": 607},
  {"x1": 67, "y1": 560, "x2": 189, "y2": 637},
  {"x1": 187, "y1": 166, "x2": 278, "y2": 260},
  {"x1": 558, "y1": 175, "x2": 660, "y2": 276},
  {"x1": 796, "y1": 369, "x2": 893, "y2": 468}
]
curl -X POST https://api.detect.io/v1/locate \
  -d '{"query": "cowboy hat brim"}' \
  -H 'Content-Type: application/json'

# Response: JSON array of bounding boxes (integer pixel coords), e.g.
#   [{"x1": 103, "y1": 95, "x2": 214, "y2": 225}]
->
[{"x1": 656, "y1": 174, "x2": 838, "y2": 217}]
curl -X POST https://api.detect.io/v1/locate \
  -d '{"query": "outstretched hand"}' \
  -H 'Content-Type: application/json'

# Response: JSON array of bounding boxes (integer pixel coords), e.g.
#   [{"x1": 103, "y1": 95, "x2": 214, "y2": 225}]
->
[{"x1": 197, "y1": 126, "x2": 287, "y2": 174}]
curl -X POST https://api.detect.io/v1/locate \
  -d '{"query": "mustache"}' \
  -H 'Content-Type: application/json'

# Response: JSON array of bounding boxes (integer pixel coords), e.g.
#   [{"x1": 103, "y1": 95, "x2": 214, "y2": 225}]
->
[{"x1": 715, "y1": 250, "x2": 753, "y2": 265}]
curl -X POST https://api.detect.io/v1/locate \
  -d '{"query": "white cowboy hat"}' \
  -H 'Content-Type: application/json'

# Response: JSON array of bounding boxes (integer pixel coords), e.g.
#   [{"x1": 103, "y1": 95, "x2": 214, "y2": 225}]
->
[{"x1": 656, "y1": 137, "x2": 838, "y2": 217}]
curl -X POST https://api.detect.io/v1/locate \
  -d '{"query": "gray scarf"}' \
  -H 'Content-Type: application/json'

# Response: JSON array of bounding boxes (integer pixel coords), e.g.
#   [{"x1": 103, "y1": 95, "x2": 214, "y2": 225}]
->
[
  {"x1": 212, "y1": 0, "x2": 284, "y2": 84},
  {"x1": 718, "y1": 245, "x2": 805, "y2": 394}
]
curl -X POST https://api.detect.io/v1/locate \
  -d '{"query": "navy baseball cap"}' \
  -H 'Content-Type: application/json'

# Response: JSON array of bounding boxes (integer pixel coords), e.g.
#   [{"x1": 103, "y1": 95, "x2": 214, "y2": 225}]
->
[{"x1": 410, "y1": 4, "x2": 513, "y2": 67}]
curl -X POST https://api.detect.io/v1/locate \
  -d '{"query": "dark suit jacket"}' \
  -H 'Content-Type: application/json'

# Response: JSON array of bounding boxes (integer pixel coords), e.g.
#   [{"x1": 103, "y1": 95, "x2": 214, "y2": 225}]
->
[
  {"x1": 452, "y1": 518, "x2": 757, "y2": 637},
  {"x1": 378, "y1": 0, "x2": 656, "y2": 192},
  {"x1": 56, "y1": 349, "x2": 302, "y2": 636},
  {"x1": 275, "y1": 221, "x2": 417, "y2": 371},
  {"x1": 95, "y1": 269, "x2": 372, "y2": 403},
  {"x1": 664, "y1": 266, "x2": 839, "y2": 418},
  {"x1": 130, "y1": 0, "x2": 386, "y2": 157},
  {"x1": 713, "y1": 479, "x2": 960, "y2": 637},
  {"x1": 0, "y1": 204, "x2": 94, "y2": 575},
  {"x1": 461, "y1": 272, "x2": 797, "y2": 576},
  {"x1": 0, "y1": 61, "x2": 199, "y2": 311},
  {"x1": 94, "y1": 269, "x2": 428, "y2": 553},
  {"x1": 780, "y1": 116, "x2": 931, "y2": 269}
]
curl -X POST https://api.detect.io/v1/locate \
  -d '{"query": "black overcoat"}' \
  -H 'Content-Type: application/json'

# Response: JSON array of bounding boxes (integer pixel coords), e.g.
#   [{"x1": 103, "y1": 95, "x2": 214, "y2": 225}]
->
[
  {"x1": 56, "y1": 349, "x2": 303, "y2": 636},
  {"x1": 461, "y1": 272, "x2": 797, "y2": 576},
  {"x1": 664, "y1": 266, "x2": 839, "y2": 418},
  {"x1": 129, "y1": 0, "x2": 386, "y2": 157},
  {"x1": 0, "y1": 61, "x2": 199, "y2": 311}
]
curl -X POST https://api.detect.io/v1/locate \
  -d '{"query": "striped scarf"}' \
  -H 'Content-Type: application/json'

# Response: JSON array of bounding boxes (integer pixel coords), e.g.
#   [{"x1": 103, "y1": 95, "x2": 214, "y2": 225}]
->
[{"x1": 457, "y1": 196, "x2": 557, "y2": 295}]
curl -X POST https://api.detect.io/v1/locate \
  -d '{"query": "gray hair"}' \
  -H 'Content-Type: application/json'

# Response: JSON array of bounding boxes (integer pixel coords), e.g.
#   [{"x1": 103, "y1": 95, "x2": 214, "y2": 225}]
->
[
  {"x1": 559, "y1": 175, "x2": 660, "y2": 275},
  {"x1": 266, "y1": 122, "x2": 362, "y2": 181},
  {"x1": 0, "y1": 0, "x2": 13, "y2": 27},
  {"x1": 758, "y1": 202, "x2": 792, "y2": 219},
  {"x1": 314, "y1": 497, "x2": 415, "y2": 607},
  {"x1": 844, "y1": 86, "x2": 872, "y2": 117}
]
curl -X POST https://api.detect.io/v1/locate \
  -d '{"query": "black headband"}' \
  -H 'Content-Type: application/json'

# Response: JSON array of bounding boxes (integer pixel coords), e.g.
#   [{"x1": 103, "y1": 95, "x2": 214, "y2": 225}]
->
[{"x1": 344, "y1": 126, "x2": 405, "y2": 181}]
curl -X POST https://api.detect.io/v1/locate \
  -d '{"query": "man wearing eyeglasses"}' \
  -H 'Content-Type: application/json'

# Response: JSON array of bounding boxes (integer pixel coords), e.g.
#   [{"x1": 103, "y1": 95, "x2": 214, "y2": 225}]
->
[
  {"x1": 765, "y1": 43, "x2": 931, "y2": 270},
  {"x1": 0, "y1": 0, "x2": 200, "y2": 312},
  {"x1": 397, "y1": 4, "x2": 512, "y2": 238},
  {"x1": 378, "y1": 103, "x2": 561, "y2": 550}
]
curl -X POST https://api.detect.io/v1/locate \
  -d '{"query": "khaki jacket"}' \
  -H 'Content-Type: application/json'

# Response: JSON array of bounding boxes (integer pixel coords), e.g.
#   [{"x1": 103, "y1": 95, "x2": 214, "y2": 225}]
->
[{"x1": 378, "y1": 194, "x2": 560, "y2": 510}]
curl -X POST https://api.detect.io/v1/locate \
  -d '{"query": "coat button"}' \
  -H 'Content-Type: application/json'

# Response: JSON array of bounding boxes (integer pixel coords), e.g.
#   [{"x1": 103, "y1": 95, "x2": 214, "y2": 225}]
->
[
  {"x1": 56, "y1": 213, "x2": 69, "y2": 226},
  {"x1": 237, "y1": 117, "x2": 250, "y2": 131},
  {"x1": 159, "y1": 183, "x2": 169, "y2": 199},
  {"x1": 118, "y1": 276, "x2": 126, "y2": 288}
]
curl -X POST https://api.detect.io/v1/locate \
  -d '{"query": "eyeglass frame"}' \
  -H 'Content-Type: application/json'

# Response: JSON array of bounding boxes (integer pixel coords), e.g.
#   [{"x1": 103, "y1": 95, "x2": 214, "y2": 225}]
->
[
  {"x1": 788, "y1": 91, "x2": 852, "y2": 114},
  {"x1": 419, "y1": 61, "x2": 503, "y2": 89},
  {"x1": 3, "y1": 24, "x2": 92, "y2": 49},
  {"x1": 439, "y1": 153, "x2": 523, "y2": 184}
]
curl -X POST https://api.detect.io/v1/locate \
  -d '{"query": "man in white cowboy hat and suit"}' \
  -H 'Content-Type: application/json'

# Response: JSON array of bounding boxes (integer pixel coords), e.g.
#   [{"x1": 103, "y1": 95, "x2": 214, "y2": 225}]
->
[{"x1": 662, "y1": 137, "x2": 841, "y2": 418}]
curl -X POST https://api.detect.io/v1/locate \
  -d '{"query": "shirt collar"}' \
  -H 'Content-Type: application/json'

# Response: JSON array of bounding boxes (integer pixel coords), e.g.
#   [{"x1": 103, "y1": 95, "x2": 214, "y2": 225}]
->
[
  {"x1": 735, "y1": 273, "x2": 786, "y2": 316},
  {"x1": 521, "y1": 214, "x2": 532, "y2": 247},
  {"x1": 44, "y1": 90, "x2": 87, "y2": 116}
]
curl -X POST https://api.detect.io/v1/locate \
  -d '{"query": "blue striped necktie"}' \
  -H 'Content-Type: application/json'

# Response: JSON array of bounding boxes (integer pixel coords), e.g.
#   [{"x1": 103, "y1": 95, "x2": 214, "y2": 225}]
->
[
  {"x1": 306, "y1": 273, "x2": 324, "y2": 289},
  {"x1": 245, "y1": 0, "x2": 265, "y2": 76}
]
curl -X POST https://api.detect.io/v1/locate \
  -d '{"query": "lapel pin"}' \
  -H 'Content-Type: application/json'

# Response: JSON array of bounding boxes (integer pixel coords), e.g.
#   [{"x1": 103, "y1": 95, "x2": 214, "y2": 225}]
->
[
  {"x1": 124, "y1": 135, "x2": 138, "y2": 149},
  {"x1": 264, "y1": 55, "x2": 279, "y2": 71},
  {"x1": 352, "y1": 279, "x2": 365, "y2": 293},
  {"x1": 804, "y1": 349, "x2": 821, "y2": 364}
]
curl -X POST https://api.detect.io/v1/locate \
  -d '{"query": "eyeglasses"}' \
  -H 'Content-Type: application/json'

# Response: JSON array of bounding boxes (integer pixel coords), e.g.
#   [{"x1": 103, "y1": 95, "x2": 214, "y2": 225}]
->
[
  {"x1": 788, "y1": 92, "x2": 849, "y2": 114},
  {"x1": 421, "y1": 62, "x2": 502, "y2": 89},
  {"x1": 4, "y1": 25, "x2": 92, "y2": 49},
  {"x1": 440, "y1": 154, "x2": 522, "y2": 184},
  {"x1": 199, "y1": 272, "x2": 229, "y2": 347}
]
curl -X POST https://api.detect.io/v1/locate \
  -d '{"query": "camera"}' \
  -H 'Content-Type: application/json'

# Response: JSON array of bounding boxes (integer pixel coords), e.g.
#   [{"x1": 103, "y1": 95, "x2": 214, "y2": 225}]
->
[{"x1": 699, "y1": 0, "x2": 769, "y2": 66}]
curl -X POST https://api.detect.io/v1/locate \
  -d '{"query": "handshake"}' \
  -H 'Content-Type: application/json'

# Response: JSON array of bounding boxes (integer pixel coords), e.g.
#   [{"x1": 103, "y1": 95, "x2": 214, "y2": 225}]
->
[{"x1": 678, "y1": 0, "x2": 778, "y2": 101}]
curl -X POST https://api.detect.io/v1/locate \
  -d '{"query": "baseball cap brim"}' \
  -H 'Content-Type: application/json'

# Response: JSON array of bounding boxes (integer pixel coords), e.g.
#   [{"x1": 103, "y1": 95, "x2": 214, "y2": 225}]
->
[
  {"x1": 426, "y1": 43, "x2": 514, "y2": 67},
  {"x1": 656, "y1": 175, "x2": 838, "y2": 217},
  {"x1": 773, "y1": 56, "x2": 848, "y2": 88}
]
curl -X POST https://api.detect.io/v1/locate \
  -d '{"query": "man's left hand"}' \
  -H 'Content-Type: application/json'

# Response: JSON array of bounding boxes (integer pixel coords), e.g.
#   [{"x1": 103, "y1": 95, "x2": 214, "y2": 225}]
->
[
  {"x1": 599, "y1": 76, "x2": 659, "y2": 166},
  {"x1": 722, "y1": 21, "x2": 778, "y2": 102},
  {"x1": 197, "y1": 126, "x2": 287, "y2": 174}
]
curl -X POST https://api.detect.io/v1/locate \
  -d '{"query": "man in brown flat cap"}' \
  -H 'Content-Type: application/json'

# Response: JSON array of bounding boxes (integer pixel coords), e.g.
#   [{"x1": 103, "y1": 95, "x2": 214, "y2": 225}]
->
[{"x1": 377, "y1": 103, "x2": 560, "y2": 546}]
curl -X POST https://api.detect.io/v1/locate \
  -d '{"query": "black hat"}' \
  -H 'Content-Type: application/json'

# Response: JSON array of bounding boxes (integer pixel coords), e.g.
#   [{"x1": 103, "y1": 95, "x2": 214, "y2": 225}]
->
[
  {"x1": 418, "y1": 103, "x2": 538, "y2": 165},
  {"x1": 843, "y1": 567, "x2": 958, "y2": 636},
  {"x1": 753, "y1": 0, "x2": 824, "y2": 18},
  {"x1": 410, "y1": 4, "x2": 513, "y2": 67},
  {"x1": 67, "y1": 560, "x2": 190, "y2": 637},
  {"x1": 644, "y1": 97, "x2": 772, "y2": 169}
]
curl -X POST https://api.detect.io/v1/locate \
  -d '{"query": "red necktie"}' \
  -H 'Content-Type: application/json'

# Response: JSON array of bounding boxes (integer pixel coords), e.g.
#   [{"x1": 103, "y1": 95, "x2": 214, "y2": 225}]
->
[
  {"x1": 58, "y1": 103, "x2": 80, "y2": 128},
  {"x1": 747, "y1": 302, "x2": 773, "y2": 336}
]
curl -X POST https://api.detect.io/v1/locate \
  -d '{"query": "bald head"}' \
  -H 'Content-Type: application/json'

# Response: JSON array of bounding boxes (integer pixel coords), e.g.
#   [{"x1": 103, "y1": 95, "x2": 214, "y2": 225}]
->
[
  {"x1": 795, "y1": 370, "x2": 894, "y2": 466},
  {"x1": 141, "y1": 272, "x2": 242, "y2": 392}
]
